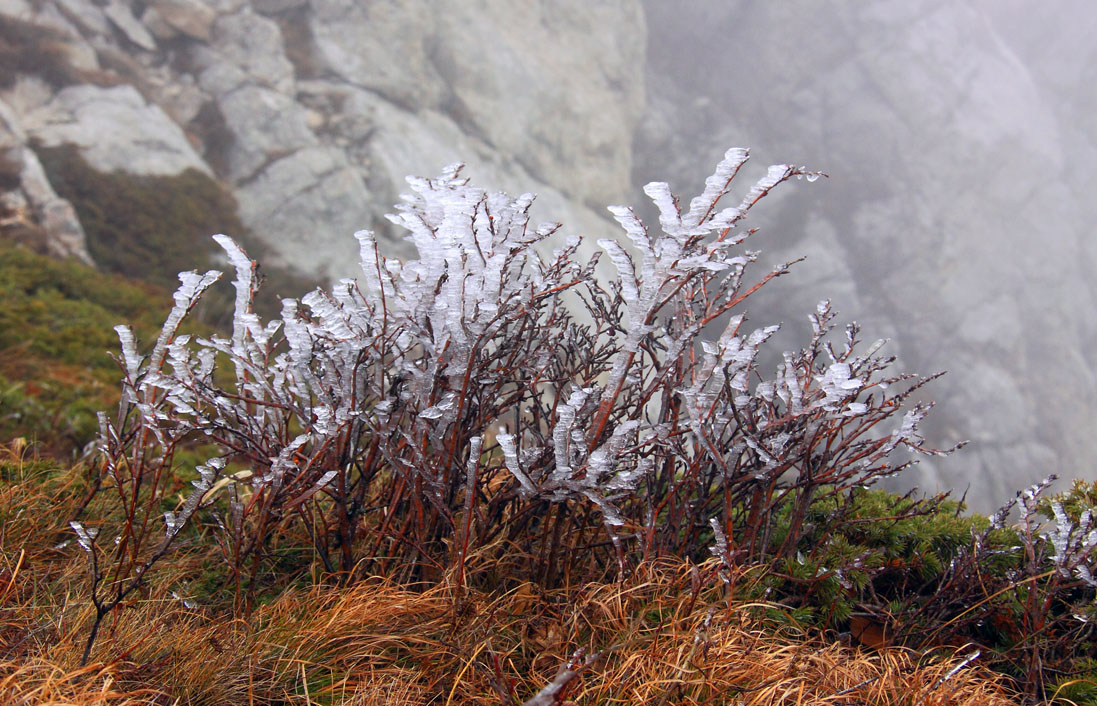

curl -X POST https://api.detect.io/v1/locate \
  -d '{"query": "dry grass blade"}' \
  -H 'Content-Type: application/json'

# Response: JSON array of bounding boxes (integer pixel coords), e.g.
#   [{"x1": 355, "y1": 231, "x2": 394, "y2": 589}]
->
[
  {"x1": 0, "y1": 540, "x2": 1023, "y2": 705},
  {"x1": 0, "y1": 659, "x2": 162, "y2": 705}
]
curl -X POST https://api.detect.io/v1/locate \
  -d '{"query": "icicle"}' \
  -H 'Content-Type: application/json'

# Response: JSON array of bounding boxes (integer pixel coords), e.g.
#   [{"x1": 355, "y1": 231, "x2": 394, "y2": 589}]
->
[
  {"x1": 163, "y1": 511, "x2": 181, "y2": 538},
  {"x1": 709, "y1": 518, "x2": 729, "y2": 558},
  {"x1": 642, "y1": 181, "x2": 682, "y2": 235},
  {"x1": 738, "y1": 164, "x2": 795, "y2": 211},
  {"x1": 114, "y1": 325, "x2": 142, "y2": 383},
  {"x1": 598, "y1": 239, "x2": 639, "y2": 305},
  {"x1": 607, "y1": 205, "x2": 652, "y2": 255},
  {"x1": 684, "y1": 147, "x2": 750, "y2": 227},
  {"x1": 816, "y1": 362, "x2": 863, "y2": 411},
  {"x1": 588, "y1": 420, "x2": 641, "y2": 486},
  {"x1": 70, "y1": 521, "x2": 99, "y2": 553},
  {"x1": 419, "y1": 391, "x2": 458, "y2": 420},
  {"x1": 497, "y1": 433, "x2": 538, "y2": 497}
]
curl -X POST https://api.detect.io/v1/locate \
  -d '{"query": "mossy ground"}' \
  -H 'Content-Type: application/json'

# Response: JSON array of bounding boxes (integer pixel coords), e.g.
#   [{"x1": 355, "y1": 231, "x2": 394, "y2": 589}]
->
[
  {"x1": 34, "y1": 142, "x2": 320, "y2": 327},
  {"x1": 0, "y1": 244, "x2": 172, "y2": 455},
  {"x1": 2, "y1": 141, "x2": 317, "y2": 452}
]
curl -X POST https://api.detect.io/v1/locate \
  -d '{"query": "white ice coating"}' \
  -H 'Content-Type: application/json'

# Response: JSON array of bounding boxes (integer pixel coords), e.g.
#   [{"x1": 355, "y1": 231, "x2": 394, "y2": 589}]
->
[
  {"x1": 113, "y1": 325, "x2": 141, "y2": 386},
  {"x1": 599, "y1": 238, "x2": 639, "y2": 306},
  {"x1": 419, "y1": 391, "x2": 458, "y2": 420},
  {"x1": 891, "y1": 407, "x2": 928, "y2": 448},
  {"x1": 643, "y1": 181, "x2": 681, "y2": 237},
  {"x1": 551, "y1": 388, "x2": 591, "y2": 484},
  {"x1": 709, "y1": 518, "x2": 729, "y2": 558},
  {"x1": 1043, "y1": 501, "x2": 1097, "y2": 585},
  {"x1": 738, "y1": 164, "x2": 795, "y2": 212},
  {"x1": 496, "y1": 432, "x2": 539, "y2": 497},
  {"x1": 152, "y1": 269, "x2": 221, "y2": 372},
  {"x1": 213, "y1": 233, "x2": 262, "y2": 381},
  {"x1": 70, "y1": 520, "x2": 99, "y2": 553},
  {"x1": 587, "y1": 420, "x2": 641, "y2": 486},
  {"x1": 816, "y1": 362, "x2": 863, "y2": 411},
  {"x1": 103, "y1": 150, "x2": 949, "y2": 559},
  {"x1": 163, "y1": 511, "x2": 181, "y2": 538},
  {"x1": 685, "y1": 147, "x2": 750, "y2": 228}
]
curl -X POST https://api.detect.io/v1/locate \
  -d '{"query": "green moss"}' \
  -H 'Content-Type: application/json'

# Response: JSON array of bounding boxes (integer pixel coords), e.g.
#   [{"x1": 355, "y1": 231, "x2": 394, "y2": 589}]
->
[
  {"x1": 745, "y1": 487, "x2": 1022, "y2": 638},
  {"x1": 34, "y1": 142, "x2": 320, "y2": 325},
  {"x1": 0, "y1": 243, "x2": 167, "y2": 367},
  {"x1": 1, "y1": 146, "x2": 318, "y2": 455},
  {"x1": 35, "y1": 143, "x2": 241, "y2": 289},
  {"x1": 0, "y1": 243, "x2": 173, "y2": 454},
  {"x1": 1042, "y1": 478, "x2": 1097, "y2": 523}
]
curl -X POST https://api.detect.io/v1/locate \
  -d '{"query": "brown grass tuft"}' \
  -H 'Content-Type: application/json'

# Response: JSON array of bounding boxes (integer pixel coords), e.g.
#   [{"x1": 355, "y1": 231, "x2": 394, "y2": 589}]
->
[{"x1": 0, "y1": 442, "x2": 1021, "y2": 704}]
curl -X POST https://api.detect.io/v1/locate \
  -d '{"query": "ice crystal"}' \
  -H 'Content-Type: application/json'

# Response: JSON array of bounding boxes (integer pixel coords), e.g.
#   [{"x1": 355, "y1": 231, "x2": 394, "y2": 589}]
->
[{"x1": 70, "y1": 521, "x2": 98, "y2": 553}]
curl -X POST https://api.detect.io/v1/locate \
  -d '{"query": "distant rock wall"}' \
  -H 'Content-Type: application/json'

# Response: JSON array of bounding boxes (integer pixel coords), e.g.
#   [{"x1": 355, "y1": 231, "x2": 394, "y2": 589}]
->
[
  {"x1": 0, "y1": 96, "x2": 92, "y2": 264},
  {"x1": 0, "y1": 0, "x2": 644, "y2": 279},
  {"x1": 639, "y1": 1, "x2": 1097, "y2": 508}
]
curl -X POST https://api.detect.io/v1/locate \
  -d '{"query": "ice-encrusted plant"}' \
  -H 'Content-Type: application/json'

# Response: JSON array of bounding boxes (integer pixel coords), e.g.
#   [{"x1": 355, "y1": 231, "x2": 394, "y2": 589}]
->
[
  {"x1": 77, "y1": 148, "x2": 954, "y2": 659},
  {"x1": 992, "y1": 477, "x2": 1097, "y2": 698},
  {"x1": 894, "y1": 476, "x2": 1097, "y2": 700}
]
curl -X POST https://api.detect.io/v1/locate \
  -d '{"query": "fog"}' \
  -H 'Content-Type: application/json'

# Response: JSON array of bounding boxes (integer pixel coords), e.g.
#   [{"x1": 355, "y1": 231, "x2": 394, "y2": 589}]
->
[{"x1": 636, "y1": 1, "x2": 1097, "y2": 509}]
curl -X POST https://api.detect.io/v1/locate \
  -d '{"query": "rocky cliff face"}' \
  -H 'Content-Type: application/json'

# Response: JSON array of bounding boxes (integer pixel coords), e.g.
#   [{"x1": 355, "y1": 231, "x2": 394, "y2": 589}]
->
[
  {"x1": 0, "y1": 0, "x2": 644, "y2": 279},
  {"x1": 0, "y1": 0, "x2": 1092, "y2": 508},
  {"x1": 639, "y1": 0, "x2": 1097, "y2": 507}
]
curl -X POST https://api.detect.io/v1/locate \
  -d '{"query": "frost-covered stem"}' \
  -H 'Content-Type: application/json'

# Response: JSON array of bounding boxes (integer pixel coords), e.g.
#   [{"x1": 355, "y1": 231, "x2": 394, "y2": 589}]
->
[
  {"x1": 455, "y1": 436, "x2": 481, "y2": 592},
  {"x1": 521, "y1": 649, "x2": 598, "y2": 706},
  {"x1": 589, "y1": 349, "x2": 638, "y2": 452},
  {"x1": 79, "y1": 475, "x2": 209, "y2": 664}
]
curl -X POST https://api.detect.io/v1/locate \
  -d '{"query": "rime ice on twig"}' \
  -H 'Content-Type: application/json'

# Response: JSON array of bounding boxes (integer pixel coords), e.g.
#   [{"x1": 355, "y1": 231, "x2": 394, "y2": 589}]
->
[
  {"x1": 70, "y1": 521, "x2": 99, "y2": 553},
  {"x1": 97, "y1": 145, "x2": 954, "y2": 596}
]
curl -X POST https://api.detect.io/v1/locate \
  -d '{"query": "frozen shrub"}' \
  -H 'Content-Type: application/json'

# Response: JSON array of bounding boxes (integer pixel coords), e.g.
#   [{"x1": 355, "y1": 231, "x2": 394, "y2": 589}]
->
[{"x1": 77, "y1": 148, "x2": 956, "y2": 658}]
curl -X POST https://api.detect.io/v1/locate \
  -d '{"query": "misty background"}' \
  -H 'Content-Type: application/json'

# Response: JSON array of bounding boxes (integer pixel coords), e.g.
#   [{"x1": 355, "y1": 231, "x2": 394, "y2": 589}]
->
[
  {"x1": 639, "y1": 1, "x2": 1097, "y2": 509},
  {"x1": 1, "y1": 0, "x2": 1094, "y2": 510}
]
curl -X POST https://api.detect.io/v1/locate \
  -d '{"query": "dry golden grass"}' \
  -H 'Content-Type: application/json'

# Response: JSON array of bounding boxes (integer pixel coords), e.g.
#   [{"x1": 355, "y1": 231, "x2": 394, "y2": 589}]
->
[
  {"x1": 2, "y1": 563, "x2": 1022, "y2": 705},
  {"x1": 0, "y1": 442, "x2": 1022, "y2": 705}
]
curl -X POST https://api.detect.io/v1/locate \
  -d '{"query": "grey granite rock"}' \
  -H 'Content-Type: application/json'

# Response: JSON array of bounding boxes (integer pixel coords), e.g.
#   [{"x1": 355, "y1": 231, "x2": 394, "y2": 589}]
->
[
  {"x1": 103, "y1": 0, "x2": 157, "y2": 51},
  {"x1": 234, "y1": 146, "x2": 374, "y2": 278},
  {"x1": 0, "y1": 0, "x2": 32, "y2": 18},
  {"x1": 208, "y1": 8, "x2": 294, "y2": 93},
  {"x1": 22, "y1": 84, "x2": 211, "y2": 176},
  {"x1": 308, "y1": 0, "x2": 443, "y2": 110},
  {"x1": 217, "y1": 84, "x2": 316, "y2": 181},
  {"x1": 53, "y1": 0, "x2": 110, "y2": 36},
  {"x1": 430, "y1": 1, "x2": 645, "y2": 207},
  {"x1": 145, "y1": 0, "x2": 217, "y2": 41},
  {"x1": 0, "y1": 98, "x2": 93, "y2": 264}
]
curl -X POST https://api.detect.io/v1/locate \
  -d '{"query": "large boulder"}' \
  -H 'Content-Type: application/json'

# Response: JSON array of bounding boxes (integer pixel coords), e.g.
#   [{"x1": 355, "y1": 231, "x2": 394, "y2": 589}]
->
[
  {"x1": 142, "y1": 0, "x2": 217, "y2": 41},
  {"x1": 103, "y1": 0, "x2": 157, "y2": 51},
  {"x1": 217, "y1": 85, "x2": 316, "y2": 181},
  {"x1": 207, "y1": 8, "x2": 294, "y2": 93},
  {"x1": 234, "y1": 146, "x2": 372, "y2": 278},
  {"x1": 0, "y1": 97, "x2": 92, "y2": 264},
  {"x1": 307, "y1": 0, "x2": 645, "y2": 207},
  {"x1": 21, "y1": 84, "x2": 211, "y2": 176}
]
